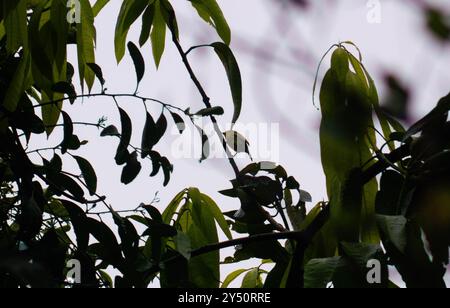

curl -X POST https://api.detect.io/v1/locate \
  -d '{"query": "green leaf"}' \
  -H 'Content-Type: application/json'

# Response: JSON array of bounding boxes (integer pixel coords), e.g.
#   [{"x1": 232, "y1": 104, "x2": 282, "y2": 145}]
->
[
  {"x1": 151, "y1": 0, "x2": 167, "y2": 68},
  {"x1": 174, "y1": 232, "x2": 192, "y2": 260},
  {"x1": 121, "y1": 151, "x2": 142, "y2": 185},
  {"x1": 376, "y1": 215, "x2": 407, "y2": 254},
  {"x1": 304, "y1": 257, "x2": 342, "y2": 288},
  {"x1": 162, "y1": 190, "x2": 187, "y2": 224},
  {"x1": 76, "y1": 0, "x2": 96, "y2": 91},
  {"x1": 114, "y1": 0, "x2": 149, "y2": 62},
  {"x1": 3, "y1": 0, "x2": 28, "y2": 54},
  {"x1": 139, "y1": 3, "x2": 155, "y2": 46},
  {"x1": 3, "y1": 52, "x2": 32, "y2": 112},
  {"x1": 330, "y1": 47, "x2": 349, "y2": 83},
  {"x1": 93, "y1": 0, "x2": 110, "y2": 16},
  {"x1": 241, "y1": 268, "x2": 259, "y2": 288},
  {"x1": 181, "y1": 188, "x2": 221, "y2": 288},
  {"x1": 127, "y1": 41, "x2": 145, "y2": 90},
  {"x1": 211, "y1": 42, "x2": 242, "y2": 124},
  {"x1": 201, "y1": 193, "x2": 233, "y2": 240},
  {"x1": 221, "y1": 269, "x2": 249, "y2": 288},
  {"x1": 190, "y1": 0, "x2": 231, "y2": 45},
  {"x1": 73, "y1": 156, "x2": 97, "y2": 195}
]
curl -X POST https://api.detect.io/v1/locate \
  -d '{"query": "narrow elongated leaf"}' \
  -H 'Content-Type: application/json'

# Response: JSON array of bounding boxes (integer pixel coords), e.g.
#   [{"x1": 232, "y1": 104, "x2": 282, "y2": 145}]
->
[
  {"x1": 3, "y1": 52, "x2": 31, "y2": 112},
  {"x1": 93, "y1": 0, "x2": 110, "y2": 16},
  {"x1": 151, "y1": 1, "x2": 166, "y2": 68},
  {"x1": 221, "y1": 269, "x2": 249, "y2": 288},
  {"x1": 76, "y1": 0, "x2": 96, "y2": 91},
  {"x1": 201, "y1": 193, "x2": 232, "y2": 240},
  {"x1": 139, "y1": 3, "x2": 156, "y2": 46},
  {"x1": 190, "y1": 0, "x2": 231, "y2": 45},
  {"x1": 3, "y1": 0, "x2": 28, "y2": 54},
  {"x1": 211, "y1": 42, "x2": 242, "y2": 124},
  {"x1": 114, "y1": 0, "x2": 149, "y2": 62}
]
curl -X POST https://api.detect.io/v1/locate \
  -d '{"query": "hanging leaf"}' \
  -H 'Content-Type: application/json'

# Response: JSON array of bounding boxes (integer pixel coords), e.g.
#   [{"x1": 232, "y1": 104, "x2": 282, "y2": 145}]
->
[
  {"x1": 73, "y1": 156, "x2": 97, "y2": 195},
  {"x1": 51, "y1": 82, "x2": 77, "y2": 99},
  {"x1": 115, "y1": 108, "x2": 132, "y2": 165},
  {"x1": 139, "y1": 3, "x2": 156, "y2": 46},
  {"x1": 160, "y1": 156, "x2": 173, "y2": 187},
  {"x1": 114, "y1": 0, "x2": 149, "y2": 62},
  {"x1": 190, "y1": 0, "x2": 231, "y2": 45},
  {"x1": 60, "y1": 200, "x2": 89, "y2": 250},
  {"x1": 170, "y1": 112, "x2": 186, "y2": 134},
  {"x1": 151, "y1": 0, "x2": 167, "y2": 68},
  {"x1": 127, "y1": 42, "x2": 145, "y2": 90},
  {"x1": 121, "y1": 151, "x2": 142, "y2": 185},
  {"x1": 211, "y1": 42, "x2": 242, "y2": 124},
  {"x1": 155, "y1": 113, "x2": 168, "y2": 142},
  {"x1": 87, "y1": 63, "x2": 106, "y2": 86},
  {"x1": 141, "y1": 112, "x2": 156, "y2": 158},
  {"x1": 3, "y1": 52, "x2": 32, "y2": 112},
  {"x1": 149, "y1": 151, "x2": 162, "y2": 177},
  {"x1": 60, "y1": 111, "x2": 74, "y2": 154},
  {"x1": 76, "y1": 0, "x2": 96, "y2": 92}
]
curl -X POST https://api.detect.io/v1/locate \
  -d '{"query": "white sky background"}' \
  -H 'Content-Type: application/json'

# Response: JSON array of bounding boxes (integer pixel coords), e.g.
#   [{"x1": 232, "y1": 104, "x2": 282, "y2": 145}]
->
[{"x1": 28, "y1": 0, "x2": 450, "y2": 287}]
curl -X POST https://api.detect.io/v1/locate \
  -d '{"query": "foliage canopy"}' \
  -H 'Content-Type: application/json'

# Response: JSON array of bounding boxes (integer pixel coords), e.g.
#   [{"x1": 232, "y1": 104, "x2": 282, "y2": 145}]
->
[{"x1": 0, "y1": 0, "x2": 449, "y2": 288}]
